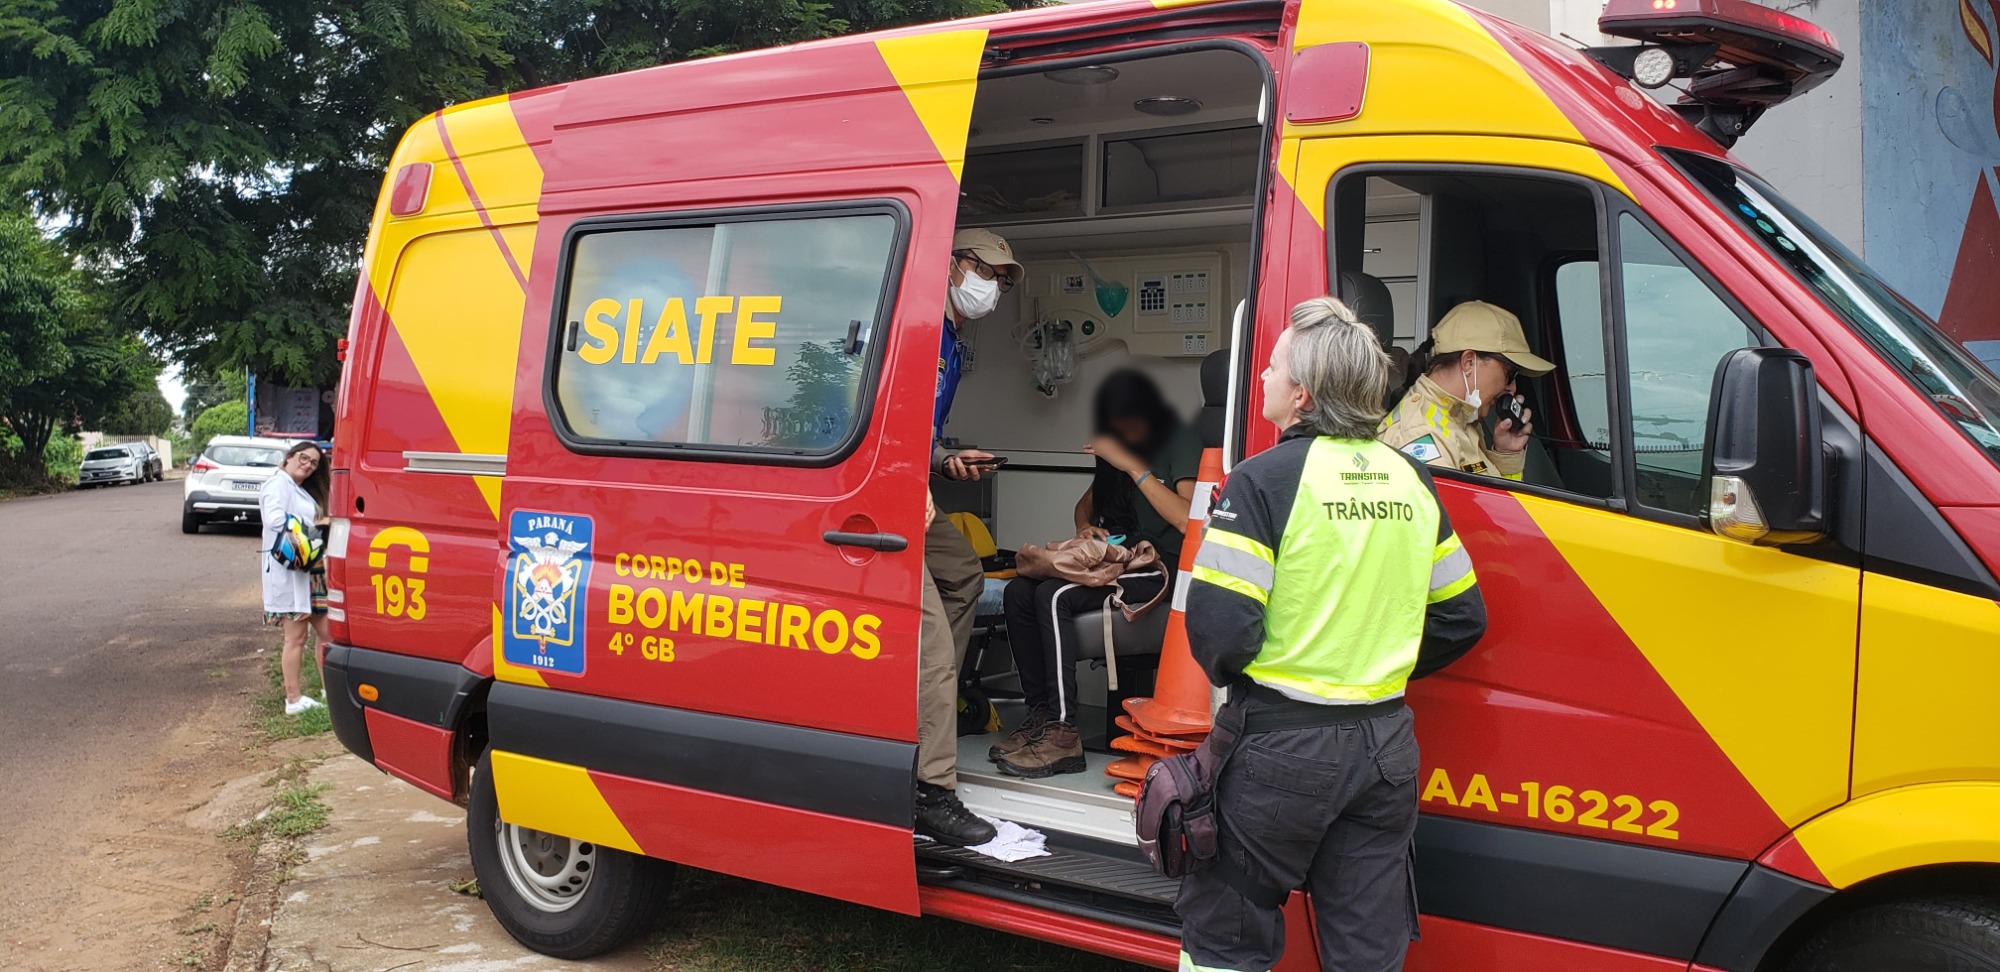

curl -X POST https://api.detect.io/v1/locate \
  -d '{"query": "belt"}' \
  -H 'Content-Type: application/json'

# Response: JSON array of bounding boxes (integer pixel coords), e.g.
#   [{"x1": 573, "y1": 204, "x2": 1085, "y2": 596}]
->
[{"x1": 1232, "y1": 684, "x2": 1406, "y2": 735}]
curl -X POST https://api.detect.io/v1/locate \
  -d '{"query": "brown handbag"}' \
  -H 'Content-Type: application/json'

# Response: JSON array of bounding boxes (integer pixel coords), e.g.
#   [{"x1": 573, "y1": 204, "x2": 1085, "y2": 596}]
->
[
  {"x1": 1015, "y1": 538, "x2": 1171, "y2": 690},
  {"x1": 1015, "y1": 538, "x2": 1162, "y2": 604}
]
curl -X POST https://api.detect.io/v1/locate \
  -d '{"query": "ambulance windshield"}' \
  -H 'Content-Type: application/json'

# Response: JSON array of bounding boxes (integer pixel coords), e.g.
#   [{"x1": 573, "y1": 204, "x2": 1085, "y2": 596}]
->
[{"x1": 1667, "y1": 148, "x2": 2000, "y2": 470}]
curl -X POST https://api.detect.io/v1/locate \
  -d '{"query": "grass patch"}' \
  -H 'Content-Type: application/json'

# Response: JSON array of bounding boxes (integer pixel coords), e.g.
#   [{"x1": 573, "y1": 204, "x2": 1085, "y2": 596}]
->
[
  {"x1": 642, "y1": 870, "x2": 1147, "y2": 972},
  {"x1": 223, "y1": 779, "x2": 331, "y2": 842},
  {"x1": 447, "y1": 877, "x2": 482, "y2": 898},
  {"x1": 255, "y1": 642, "x2": 332, "y2": 740}
]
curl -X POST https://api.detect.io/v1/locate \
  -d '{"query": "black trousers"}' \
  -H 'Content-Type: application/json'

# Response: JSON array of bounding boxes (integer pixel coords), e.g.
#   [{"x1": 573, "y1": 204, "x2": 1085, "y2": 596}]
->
[
  {"x1": 1000, "y1": 569, "x2": 1168, "y2": 724},
  {"x1": 1175, "y1": 706, "x2": 1421, "y2": 972}
]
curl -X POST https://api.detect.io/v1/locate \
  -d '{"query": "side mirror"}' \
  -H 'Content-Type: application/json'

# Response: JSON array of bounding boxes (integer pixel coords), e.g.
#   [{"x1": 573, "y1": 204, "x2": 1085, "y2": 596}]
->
[{"x1": 1704, "y1": 348, "x2": 1826, "y2": 545}]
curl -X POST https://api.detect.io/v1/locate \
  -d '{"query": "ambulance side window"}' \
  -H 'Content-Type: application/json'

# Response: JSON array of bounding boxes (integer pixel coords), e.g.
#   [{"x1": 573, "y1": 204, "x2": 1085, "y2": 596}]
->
[
  {"x1": 1611, "y1": 214, "x2": 1761, "y2": 517},
  {"x1": 548, "y1": 208, "x2": 903, "y2": 457}
]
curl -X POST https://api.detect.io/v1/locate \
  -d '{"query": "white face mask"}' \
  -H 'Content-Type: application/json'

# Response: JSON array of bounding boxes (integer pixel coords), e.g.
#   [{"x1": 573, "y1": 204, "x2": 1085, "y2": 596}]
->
[
  {"x1": 1461, "y1": 364, "x2": 1483, "y2": 411},
  {"x1": 950, "y1": 271, "x2": 1000, "y2": 320}
]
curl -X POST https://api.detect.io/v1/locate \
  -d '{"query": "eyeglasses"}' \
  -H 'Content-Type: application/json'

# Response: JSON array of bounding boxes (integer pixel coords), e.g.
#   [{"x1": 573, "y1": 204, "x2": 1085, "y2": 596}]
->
[
  {"x1": 1479, "y1": 353, "x2": 1521, "y2": 384},
  {"x1": 955, "y1": 252, "x2": 1016, "y2": 292},
  {"x1": 291, "y1": 453, "x2": 320, "y2": 468}
]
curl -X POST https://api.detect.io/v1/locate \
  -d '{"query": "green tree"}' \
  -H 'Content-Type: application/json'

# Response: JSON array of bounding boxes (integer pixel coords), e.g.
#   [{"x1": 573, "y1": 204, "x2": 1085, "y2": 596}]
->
[
  {"x1": 189, "y1": 400, "x2": 249, "y2": 458},
  {"x1": 179, "y1": 363, "x2": 248, "y2": 426},
  {"x1": 3, "y1": 0, "x2": 1036, "y2": 389},
  {"x1": 1, "y1": 314, "x2": 154, "y2": 470},
  {"x1": 101, "y1": 383, "x2": 174, "y2": 436},
  {"x1": 0, "y1": 211, "x2": 79, "y2": 418}
]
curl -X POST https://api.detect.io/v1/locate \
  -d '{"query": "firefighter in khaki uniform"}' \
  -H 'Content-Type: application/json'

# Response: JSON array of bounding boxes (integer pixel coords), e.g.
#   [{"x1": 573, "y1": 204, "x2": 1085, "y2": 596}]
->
[
  {"x1": 1379, "y1": 301, "x2": 1555, "y2": 481},
  {"x1": 1179, "y1": 297, "x2": 1488, "y2": 972}
]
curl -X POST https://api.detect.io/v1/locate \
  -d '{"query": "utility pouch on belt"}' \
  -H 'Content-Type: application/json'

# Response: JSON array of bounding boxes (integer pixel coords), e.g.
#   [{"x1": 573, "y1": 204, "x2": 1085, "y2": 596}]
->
[{"x1": 1135, "y1": 703, "x2": 1245, "y2": 879}]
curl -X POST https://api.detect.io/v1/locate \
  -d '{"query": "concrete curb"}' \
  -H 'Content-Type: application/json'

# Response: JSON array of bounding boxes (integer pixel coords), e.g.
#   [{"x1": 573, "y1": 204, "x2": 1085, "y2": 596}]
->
[{"x1": 220, "y1": 828, "x2": 287, "y2": 972}]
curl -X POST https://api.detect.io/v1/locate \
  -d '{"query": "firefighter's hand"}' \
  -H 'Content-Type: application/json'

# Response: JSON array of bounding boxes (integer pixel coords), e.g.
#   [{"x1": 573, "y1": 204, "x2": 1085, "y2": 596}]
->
[
  {"x1": 925, "y1": 489, "x2": 937, "y2": 529},
  {"x1": 1494, "y1": 407, "x2": 1534, "y2": 454},
  {"x1": 944, "y1": 449, "x2": 996, "y2": 481}
]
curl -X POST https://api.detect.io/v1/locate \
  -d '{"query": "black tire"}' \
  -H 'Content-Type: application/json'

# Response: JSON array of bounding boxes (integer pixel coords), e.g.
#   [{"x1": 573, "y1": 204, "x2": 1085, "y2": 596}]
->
[
  {"x1": 181, "y1": 507, "x2": 202, "y2": 534},
  {"x1": 1783, "y1": 896, "x2": 2000, "y2": 972},
  {"x1": 466, "y1": 751, "x2": 674, "y2": 959}
]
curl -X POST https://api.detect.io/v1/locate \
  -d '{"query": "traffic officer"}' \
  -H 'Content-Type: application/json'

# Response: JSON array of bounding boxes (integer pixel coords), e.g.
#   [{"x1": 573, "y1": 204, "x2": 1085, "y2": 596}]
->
[
  {"x1": 1379, "y1": 300, "x2": 1555, "y2": 481},
  {"x1": 1179, "y1": 296, "x2": 1488, "y2": 972},
  {"x1": 915, "y1": 229, "x2": 1021, "y2": 847}
]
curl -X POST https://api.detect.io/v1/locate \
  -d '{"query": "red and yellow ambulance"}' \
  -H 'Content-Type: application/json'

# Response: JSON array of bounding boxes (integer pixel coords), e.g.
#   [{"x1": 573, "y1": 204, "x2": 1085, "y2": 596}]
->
[{"x1": 322, "y1": 0, "x2": 2000, "y2": 967}]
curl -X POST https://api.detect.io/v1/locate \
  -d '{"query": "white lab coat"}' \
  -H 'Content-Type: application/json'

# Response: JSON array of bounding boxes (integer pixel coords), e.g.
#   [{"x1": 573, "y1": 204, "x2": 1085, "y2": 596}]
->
[{"x1": 260, "y1": 474, "x2": 320, "y2": 614}]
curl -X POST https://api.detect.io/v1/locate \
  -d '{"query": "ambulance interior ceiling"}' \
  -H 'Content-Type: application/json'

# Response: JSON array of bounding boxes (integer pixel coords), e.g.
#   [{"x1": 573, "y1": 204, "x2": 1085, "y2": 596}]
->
[
  {"x1": 1349, "y1": 173, "x2": 1599, "y2": 351},
  {"x1": 943, "y1": 48, "x2": 1265, "y2": 547}
]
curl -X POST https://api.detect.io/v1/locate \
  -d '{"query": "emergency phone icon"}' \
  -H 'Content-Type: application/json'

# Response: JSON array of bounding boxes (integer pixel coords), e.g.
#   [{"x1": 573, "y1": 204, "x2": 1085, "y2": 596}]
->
[{"x1": 367, "y1": 526, "x2": 430, "y2": 621}]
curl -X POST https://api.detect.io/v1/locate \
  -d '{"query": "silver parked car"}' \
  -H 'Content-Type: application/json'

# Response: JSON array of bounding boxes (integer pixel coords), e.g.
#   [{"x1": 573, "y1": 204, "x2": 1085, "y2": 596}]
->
[
  {"x1": 78, "y1": 444, "x2": 160, "y2": 486},
  {"x1": 182, "y1": 435, "x2": 292, "y2": 533}
]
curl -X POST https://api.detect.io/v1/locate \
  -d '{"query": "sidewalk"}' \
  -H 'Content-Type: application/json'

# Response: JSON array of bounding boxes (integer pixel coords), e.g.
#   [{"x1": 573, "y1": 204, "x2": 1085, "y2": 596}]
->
[{"x1": 252, "y1": 754, "x2": 649, "y2": 972}]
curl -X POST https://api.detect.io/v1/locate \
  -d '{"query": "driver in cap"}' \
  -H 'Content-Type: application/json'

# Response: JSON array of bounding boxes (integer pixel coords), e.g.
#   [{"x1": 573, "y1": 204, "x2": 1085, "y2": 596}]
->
[{"x1": 1379, "y1": 301, "x2": 1555, "y2": 481}]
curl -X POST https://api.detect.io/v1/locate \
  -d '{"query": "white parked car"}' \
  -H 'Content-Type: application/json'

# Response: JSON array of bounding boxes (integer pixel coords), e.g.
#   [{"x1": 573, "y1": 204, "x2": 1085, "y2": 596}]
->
[
  {"x1": 78, "y1": 444, "x2": 160, "y2": 486},
  {"x1": 182, "y1": 435, "x2": 292, "y2": 533}
]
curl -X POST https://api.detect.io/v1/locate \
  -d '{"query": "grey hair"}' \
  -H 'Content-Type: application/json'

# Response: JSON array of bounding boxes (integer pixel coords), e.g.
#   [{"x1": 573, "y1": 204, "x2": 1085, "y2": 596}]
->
[{"x1": 1285, "y1": 296, "x2": 1392, "y2": 439}]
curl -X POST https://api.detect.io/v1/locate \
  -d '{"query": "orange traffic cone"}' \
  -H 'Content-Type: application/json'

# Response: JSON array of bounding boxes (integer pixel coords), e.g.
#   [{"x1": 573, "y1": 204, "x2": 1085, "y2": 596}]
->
[
  {"x1": 1105, "y1": 754, "x2": 1153, "y2": 782},
  {"x1": 1115, "y1": 715, "x2": 1198, "y2": 749},
  {"x1": 1121, "y1": 447, "x2": 1226, "y2": 738},
  {"x1": 1111, "y1": 734, "x2": 1183, "y2": 759}
]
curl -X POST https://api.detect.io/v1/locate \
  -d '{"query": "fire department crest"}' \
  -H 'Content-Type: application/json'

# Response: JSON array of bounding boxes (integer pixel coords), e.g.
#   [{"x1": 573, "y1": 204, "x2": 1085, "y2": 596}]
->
[{"x1": 503, "y1": 509, "x2": 594, "y2": 676}]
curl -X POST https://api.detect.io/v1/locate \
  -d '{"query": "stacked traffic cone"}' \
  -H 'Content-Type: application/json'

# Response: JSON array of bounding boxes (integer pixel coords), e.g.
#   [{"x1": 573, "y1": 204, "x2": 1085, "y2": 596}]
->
[{"x1": 1107, "y1": 447, "x2": 1225, "y2": 797}]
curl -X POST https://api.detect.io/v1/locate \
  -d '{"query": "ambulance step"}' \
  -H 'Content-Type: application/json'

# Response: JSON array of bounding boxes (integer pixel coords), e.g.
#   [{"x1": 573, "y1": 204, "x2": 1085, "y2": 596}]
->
[{"x1": 918, "y1": 834, "x2": 1180, "y2": 907}]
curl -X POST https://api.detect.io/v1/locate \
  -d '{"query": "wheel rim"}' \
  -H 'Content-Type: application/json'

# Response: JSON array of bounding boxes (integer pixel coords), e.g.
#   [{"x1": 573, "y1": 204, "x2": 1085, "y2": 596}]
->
[{"x1": 494, "y1": 819, "x2": 595, "y2": 912}]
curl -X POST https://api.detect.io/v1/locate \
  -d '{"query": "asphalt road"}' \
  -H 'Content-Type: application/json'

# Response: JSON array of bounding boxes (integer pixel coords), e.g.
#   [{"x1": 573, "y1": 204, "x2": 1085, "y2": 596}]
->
[{"x1": 0, "y1": 479, "x2": 277, "y2": 970}]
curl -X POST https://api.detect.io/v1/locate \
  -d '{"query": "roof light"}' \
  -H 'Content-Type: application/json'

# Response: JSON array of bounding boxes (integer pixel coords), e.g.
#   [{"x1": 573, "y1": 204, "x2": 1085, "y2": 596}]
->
[
  {"x1": 1043, "y1": 65, "x2": 1119, "y2": 86},
  {"x1": 1590, "y1": 0, "x2": 1843, "y2": 146},
  {"x1": 1631, "y1": 46, "x2": 1678, "y2": 88},
  {"x1": 1134, "y1": 97, "x2": 1203, "y2": 117}
]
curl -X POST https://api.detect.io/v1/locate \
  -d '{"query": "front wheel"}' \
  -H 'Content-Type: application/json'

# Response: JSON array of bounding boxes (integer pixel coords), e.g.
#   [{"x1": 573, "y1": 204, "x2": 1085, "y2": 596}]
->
[
  {"x1": 466, "y1": 751, "x2": 674, "y2": 959},
  {"x1": 1782, "y1": 896, "x2": 2000, "y2": 972}
]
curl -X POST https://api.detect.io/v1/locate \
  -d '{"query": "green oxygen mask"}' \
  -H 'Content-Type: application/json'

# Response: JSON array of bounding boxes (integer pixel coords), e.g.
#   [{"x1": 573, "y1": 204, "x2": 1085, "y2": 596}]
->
[{"x1": 1072, "y1": 252, "x2": 1128, "y2": 319}]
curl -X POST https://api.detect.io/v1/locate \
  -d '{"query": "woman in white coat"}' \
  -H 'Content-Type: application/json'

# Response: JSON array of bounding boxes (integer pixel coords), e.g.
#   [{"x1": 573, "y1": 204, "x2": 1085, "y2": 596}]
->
[{"x1": 261, "y1": 441, "x2": 329, "y2": 715}]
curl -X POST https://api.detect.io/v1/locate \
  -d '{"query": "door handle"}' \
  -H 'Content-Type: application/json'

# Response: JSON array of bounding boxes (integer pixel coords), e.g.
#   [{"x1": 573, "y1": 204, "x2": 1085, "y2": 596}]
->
[{"x1": 822, "y1": 530, "x2": 909, "y2": 552}]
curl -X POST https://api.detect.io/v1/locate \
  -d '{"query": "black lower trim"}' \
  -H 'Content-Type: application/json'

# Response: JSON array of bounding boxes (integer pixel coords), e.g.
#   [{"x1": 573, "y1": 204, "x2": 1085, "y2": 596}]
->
[
  {"x1": 321, "y1": 644, "x2": 372, "y2": 765},
  {"x1": 322, "y1": 643, "x2": 487, "y2": 768},
  {"x1": 1694, "y1": 865, "x2": 1834, "y2": 971},
  {"x1": 1414, "y1": 813, "x2": 1747, "y2": 959},
  {"x1": 486, "y1": 682, "x2": 915, "y2": 829}
]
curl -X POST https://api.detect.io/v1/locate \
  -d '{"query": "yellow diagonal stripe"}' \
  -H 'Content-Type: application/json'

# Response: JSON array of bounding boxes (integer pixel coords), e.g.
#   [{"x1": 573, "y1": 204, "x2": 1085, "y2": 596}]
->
[
  {"x1": 492, "y1": 604, "x2": 548, "y2": 688},
  {"x1": 876, "y1": 29, "x2": 988, "y2": 183},
  {"x1": 1520, "y1": 497, "x2": 1857, "y2": 828},
  {"x1": 490, "y1": 750, "x2": 641, "y2": 854}
]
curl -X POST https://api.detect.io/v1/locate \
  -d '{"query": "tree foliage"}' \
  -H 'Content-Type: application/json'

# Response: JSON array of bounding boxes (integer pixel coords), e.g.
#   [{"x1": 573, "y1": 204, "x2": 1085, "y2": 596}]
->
[
  {"x1": 189, "y1": 399, "x2": 248, "y2": 458},
  {"x1": 101, "y1": 383, "x2": 174, "y2": 435},
  {"x1": 1, "y1": 312, "x2": 155, "y2": 468},
  {"x1": 0, "y1": 210, "x2": 79, "y2": 416},
  {"x1": 179, "y1": 363, "x2": 248, "y2": 425},
  {"x1": 3, "y1": 0, "x2": 1035, "y2": 390}
]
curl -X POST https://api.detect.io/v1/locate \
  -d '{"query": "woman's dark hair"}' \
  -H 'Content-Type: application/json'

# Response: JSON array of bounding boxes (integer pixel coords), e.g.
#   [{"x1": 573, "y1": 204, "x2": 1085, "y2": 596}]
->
[
  {"x1": 1089, "y1": 369, "x2": 1183, "y2": 534},
  {"x1": 287, "y1": 441, "x2": 330, "y2": 514}
]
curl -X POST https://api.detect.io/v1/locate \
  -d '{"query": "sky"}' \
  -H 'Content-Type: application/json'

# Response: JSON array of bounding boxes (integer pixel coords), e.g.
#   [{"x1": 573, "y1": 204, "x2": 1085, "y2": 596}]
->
[{"x1": 159, "y1": 363, "x2": 188, "y2": 417}]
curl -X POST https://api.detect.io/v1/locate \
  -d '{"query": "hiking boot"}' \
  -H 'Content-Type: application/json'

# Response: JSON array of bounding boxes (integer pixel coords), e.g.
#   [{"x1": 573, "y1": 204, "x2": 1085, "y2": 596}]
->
[
  {"x1": 996, "y1": 721, "x2": 1085, "y2": 778},
  {"x1": 915, "y1": 783, "x2": 997, "y2": 847},
  {"x1": 988, "y1": 705, "x2": 1054, "y2": 762}
]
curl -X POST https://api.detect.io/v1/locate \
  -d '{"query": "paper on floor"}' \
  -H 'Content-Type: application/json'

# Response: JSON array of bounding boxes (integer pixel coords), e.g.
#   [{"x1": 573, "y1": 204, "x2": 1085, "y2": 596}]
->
[{"x1": 966, "y1": 816, "x2": 1051, "y2": 862}]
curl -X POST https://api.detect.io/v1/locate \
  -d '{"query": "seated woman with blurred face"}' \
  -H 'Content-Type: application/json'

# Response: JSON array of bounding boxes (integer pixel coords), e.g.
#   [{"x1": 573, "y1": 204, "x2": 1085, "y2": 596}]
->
[{"x1": 992, "y1": 369, "x2": 1202, "y2": 779}]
